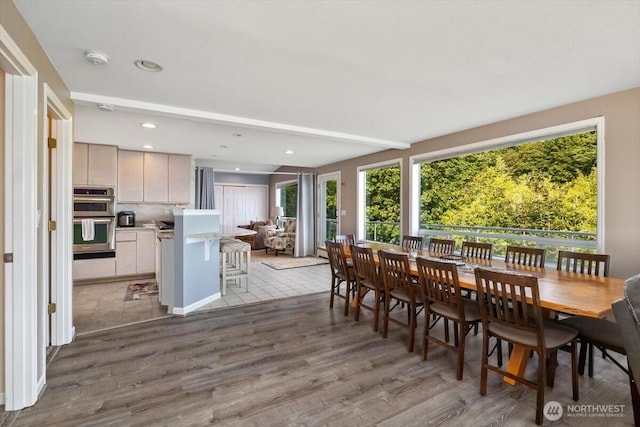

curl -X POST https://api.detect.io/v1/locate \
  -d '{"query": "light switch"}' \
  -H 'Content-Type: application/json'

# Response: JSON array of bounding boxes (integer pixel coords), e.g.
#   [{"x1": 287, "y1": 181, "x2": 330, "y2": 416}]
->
[{"x1": 340, "y1": 210, "x2": 347, "y2": 216}]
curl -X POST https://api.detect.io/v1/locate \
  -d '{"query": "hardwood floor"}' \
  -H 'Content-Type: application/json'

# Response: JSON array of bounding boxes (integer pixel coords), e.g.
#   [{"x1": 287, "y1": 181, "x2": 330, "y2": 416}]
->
[{"x1": 10, "y1": 292, "x2": 634, "y2": 426}]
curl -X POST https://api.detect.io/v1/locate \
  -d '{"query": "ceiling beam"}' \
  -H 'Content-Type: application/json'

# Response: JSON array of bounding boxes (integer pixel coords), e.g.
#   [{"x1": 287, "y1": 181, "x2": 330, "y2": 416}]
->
[{"x1": 71, "y1": 92, "x2": 410, "y2": 149}]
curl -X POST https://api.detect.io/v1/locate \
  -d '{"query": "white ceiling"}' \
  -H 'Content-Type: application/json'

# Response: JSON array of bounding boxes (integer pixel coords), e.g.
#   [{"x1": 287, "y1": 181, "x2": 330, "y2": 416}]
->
[{"x1": 14, "y1": 0, "x2": 640, "y2": 172}]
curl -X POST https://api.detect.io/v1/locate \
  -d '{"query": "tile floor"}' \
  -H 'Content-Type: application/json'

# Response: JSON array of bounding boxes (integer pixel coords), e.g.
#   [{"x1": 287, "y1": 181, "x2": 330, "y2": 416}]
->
[{"x1": 73, "y1": 250, "x2": 332, "y2": 335}]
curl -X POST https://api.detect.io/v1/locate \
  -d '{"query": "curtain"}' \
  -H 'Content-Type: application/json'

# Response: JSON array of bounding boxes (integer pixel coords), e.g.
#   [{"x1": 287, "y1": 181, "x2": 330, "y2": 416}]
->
[
  {"x1": 294, "y1": 172, "x2": 317, "y2": 257},
  {"x1": 195, "y1": 167, "x2": 215, "y2": 209}
]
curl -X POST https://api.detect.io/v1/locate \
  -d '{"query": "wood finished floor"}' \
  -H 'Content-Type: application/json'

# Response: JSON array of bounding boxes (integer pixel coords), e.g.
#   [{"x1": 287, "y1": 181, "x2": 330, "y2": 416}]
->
[{"x1": 9, "y1": 292, "x2": 633, "y2": 426}]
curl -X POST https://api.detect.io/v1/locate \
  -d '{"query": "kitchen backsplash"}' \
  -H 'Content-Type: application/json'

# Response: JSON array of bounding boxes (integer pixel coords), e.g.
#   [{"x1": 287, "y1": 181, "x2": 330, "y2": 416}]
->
[{"x1": 116, "y1": 203, "x2": 182, "y2": 222}]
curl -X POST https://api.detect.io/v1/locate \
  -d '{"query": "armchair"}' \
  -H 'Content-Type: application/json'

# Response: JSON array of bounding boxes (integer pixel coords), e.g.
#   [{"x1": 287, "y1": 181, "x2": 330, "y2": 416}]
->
[{"x1": 265, "y1": 220, "x2": 296, "y2": 256}]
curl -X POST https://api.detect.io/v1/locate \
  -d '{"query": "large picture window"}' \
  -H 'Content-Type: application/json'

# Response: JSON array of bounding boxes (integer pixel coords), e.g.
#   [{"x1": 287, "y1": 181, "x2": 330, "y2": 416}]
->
[
  {"x1": 358, "y1": 160, "x2": 402, "y2": 244},
  {"x1": 411, "y1": 119, "x2": 603, "y2": 262}
]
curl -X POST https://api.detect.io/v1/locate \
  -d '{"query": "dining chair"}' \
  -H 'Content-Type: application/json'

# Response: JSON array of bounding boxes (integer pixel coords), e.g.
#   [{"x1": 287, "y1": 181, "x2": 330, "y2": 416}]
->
[
  {"x1": 555, "y1": 250, "x2": 612, "y2": 377},
  {"x1": 378, "y1": 250, "x2": 424, "y2": 352},
  {"x1": 350, "y1": 244, "x2": 384, "y2": 332},
  {"x1": 475, "y1": 268, "x2": 579, "y2": 425},
  {"x1": 460, "y1": 241, "x2": 493, "y2": 260},
  {"x1": 556, "y1": 250, "x2": 610, "y2": 276},
  {"x1": 416, "y1": 257, "x2": 480, "y2": 380},
  {"x1": 504, "y1": 245, "x2": 546, "y2": 267},
  {"x1": 427, "y1": 238, "x2": 455, "y2": 254},
  {"x1": 335, "y1": 234, "x2": 356, "y2": 245},
  {"x1": 401, "y1": 235, "x2": 423, "y2": 250},
  {"x1": 325, "y1": 240, "x2": 356, "y2": 316}
]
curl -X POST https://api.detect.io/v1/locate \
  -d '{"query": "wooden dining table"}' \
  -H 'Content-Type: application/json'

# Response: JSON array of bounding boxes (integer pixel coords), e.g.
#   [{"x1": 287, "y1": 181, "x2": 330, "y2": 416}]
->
[{"x1": 321, "y1": 241, "x2": 626, "y2": 384}]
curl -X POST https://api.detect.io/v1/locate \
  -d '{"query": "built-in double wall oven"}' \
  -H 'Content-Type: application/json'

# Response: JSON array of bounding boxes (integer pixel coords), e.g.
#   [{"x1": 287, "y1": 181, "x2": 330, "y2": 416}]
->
[{"x1": 73, "y1": 187, "x2": 116, "y2": 259}]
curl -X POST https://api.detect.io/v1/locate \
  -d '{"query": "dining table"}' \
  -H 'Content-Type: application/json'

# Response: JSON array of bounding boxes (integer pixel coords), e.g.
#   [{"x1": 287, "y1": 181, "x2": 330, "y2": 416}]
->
[{"x1": 321, "y1": 241, "x2": 626, "y2": 384}]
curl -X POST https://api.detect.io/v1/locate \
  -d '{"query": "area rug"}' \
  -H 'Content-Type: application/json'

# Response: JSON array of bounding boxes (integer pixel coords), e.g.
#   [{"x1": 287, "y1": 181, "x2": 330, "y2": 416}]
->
[
  {"x1": 124, "y1": 281, "x2": 159, "y2": 301},
  {"x1": 262, "y1": 256, "x2": 329, "y2": 270}
]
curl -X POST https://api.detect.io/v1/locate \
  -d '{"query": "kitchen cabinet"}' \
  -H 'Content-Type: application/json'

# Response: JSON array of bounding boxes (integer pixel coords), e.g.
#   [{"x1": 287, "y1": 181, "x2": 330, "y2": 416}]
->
[
  {"x1": 73, "y1": 142, "x2": 117, "y2": 186},
  {"x1": 168, "y1": 154, "x2": 191, "y2": 204},
  {"x1": 117, "y1": 150, "x2": 144, "y2": 202},
  {"x1": 143, "y1": 152, "x2": 169, "y2": 203},
  {"x1": 73, "y1": 258, "x2": 116, "y2": 281},
  {"x1": 116, "y1": 229, "x2": 156, "y2": 276},
  {"x1": 117, "y1": 150, "x2": 191, "y2": 203}
]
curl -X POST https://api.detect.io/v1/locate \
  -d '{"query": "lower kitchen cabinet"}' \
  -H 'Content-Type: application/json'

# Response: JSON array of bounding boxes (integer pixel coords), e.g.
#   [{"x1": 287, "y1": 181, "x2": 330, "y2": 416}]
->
[
  {"x1": 73, "y1": 258, "x2": 116, "y2": 281},
  {"x1": 116, "y1": 229, "x2": 156, "y2": 276}
]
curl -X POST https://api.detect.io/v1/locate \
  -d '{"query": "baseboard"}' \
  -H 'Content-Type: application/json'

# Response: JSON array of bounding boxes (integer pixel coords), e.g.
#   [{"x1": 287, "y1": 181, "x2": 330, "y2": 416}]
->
[{"x1": 172, "y1": 292, "x2": 221, "y2": 316}]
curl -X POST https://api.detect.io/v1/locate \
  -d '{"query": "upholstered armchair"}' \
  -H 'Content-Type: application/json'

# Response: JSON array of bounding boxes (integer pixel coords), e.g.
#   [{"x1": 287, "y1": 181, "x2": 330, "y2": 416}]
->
[
  {"x1": 265, "y1": 220, "x2": 296, "y2": 255},
  {"x1": 237, "y1": 220, "x2": 275, "y2": 250}
]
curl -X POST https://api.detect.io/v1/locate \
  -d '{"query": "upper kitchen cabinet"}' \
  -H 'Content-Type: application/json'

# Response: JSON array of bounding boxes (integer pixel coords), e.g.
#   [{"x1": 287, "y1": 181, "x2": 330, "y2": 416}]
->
[
  {"x1": 143, "y1": 152, "x2": 169, "y2": 202},
  {"x1": 117, "y1": 150, "x2": 144, "y2": 202},
  {"x1": 73, "y1": 142, "x2": 117, "y2": 187},
  {"x1": 118, "y1": 151, "x2": 191, "y2": 204},
  {"x1": 168, "y1": 154, "x2": 191, "y2": 204}
]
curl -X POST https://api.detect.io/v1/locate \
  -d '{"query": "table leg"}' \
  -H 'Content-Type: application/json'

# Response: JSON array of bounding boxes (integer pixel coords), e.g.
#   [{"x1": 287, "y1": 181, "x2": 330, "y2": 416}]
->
[{"x1": 504, "y1": 344, "x2": 528, "y2": 385}]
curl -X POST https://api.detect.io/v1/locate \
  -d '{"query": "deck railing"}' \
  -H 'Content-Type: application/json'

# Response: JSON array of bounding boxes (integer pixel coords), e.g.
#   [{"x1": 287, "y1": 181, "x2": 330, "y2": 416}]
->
[{"x1": 361, "y1": 221, "x2": 596, "y2": 263}]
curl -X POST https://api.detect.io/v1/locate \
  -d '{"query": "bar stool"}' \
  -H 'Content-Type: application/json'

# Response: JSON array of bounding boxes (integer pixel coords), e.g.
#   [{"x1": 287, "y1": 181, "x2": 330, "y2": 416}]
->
[{"x1": 220, "y1": 238, "x2": 251, "y2": 296}]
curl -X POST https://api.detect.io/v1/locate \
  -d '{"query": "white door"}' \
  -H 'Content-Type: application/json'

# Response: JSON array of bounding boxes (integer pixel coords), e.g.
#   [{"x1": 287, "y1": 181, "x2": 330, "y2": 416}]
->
[
  {"x1": 223, "y1": 186, "x2": 246, "y2": 226},
  {"x1": 317, "y1": 172, "x2": 340, "y2": 246}
]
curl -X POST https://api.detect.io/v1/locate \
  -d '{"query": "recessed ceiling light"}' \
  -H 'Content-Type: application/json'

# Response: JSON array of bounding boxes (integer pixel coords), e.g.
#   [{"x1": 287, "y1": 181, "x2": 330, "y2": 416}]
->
[
  {"x1": 134, "y1": 59, "x2": 163, "y2": 72},
  {"x1": 234, "y1": 168, "x2": 240, "y2": 171},
  {"x1": 285, "y1": 150, "x2": 294, "y2": 155},
  {"x1": 141, "y1": 122, "x2": 156, "y2": 129},
  {"x1": 220, "y1": 145, "x2": 229, "y2": 149},
  {"x1": 142, "y1": 144, "x2": 153, "y2": 149},
  {"x1": 97, "y1": 103, "x2": 114, "y2": 112},
  {"x1": 233, "y1": 133, "x2": 242, "y2": 137},
  {"x1": 84, "y1": 50, "x2": 109, "y2": 65}
]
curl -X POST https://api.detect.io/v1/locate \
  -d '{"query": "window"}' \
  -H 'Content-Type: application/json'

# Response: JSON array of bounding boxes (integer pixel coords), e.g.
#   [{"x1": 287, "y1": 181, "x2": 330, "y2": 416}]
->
[
  {"x1": 275, "y1": 181, "x2": 298, "y2": 219},
  {"x1": 358, "y1": 160, "x2": 402, "y2": 244},
  {"x1": 410, "y1": 118, "x2": 604, "y2": 261}
]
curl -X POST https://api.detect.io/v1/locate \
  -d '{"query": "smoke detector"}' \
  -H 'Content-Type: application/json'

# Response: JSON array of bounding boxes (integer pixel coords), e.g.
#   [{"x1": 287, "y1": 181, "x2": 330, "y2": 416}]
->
[
  {"x1": 96, "y1": 103, "x2": 115, "y2": 112},
  {"x1": 84, "y1": 50, "x2": 110, "y2": 65}
]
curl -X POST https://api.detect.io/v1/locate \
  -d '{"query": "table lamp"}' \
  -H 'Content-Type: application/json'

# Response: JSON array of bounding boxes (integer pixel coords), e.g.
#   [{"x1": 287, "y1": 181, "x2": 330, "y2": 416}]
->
[{"x1": 271, "y1": 206, "x2": 284, "y2": 229}]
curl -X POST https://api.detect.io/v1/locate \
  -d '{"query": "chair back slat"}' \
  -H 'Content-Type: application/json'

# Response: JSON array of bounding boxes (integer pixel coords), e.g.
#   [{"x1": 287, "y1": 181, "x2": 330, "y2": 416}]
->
[
  {"x1": 401, "y1": 235, "x2": 423, "y2": 250},
  {"x1": 461, "y1": 241, "x2": 493, "y2": 260},
  {"x1": 416, "y1": 257, "x2": 463, "y2": 316},
  {"x1": 475, "y1": 268, "x2": 544, "y2": 343},
  {"x1": 378, "y1": 250, "x2": 416, "y2": 299},
  {"x1": 557, "y1": 250, "x2": 610, "y2": 277},
  {"x1": 505, "y1": 245, "x2": 546, "y2": 267},
  {"x1": 427, "y1": 238, "x2": 455, "y2": 254},
  {"x1": 335, "y1": 234, "x2": 356, "y2": 245}
]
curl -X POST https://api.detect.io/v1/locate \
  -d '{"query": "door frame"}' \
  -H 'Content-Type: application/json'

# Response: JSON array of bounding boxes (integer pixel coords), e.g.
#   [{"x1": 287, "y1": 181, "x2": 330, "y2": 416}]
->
[
  {"x1": 42, "y1": 84, "x2": 73, "y2": 347},
  {"x1": 1, "y1": 24, "x2": 39, "y2": 410}
]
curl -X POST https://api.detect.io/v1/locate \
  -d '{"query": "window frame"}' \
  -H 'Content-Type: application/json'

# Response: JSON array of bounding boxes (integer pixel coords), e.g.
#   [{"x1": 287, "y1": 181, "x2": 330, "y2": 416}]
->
[
  {"x1": 409, "y1": 117, "x2": 605, "y2": 252},
  {"x1": 357, "y1": 158, "x2": 403, "y2": 243}
]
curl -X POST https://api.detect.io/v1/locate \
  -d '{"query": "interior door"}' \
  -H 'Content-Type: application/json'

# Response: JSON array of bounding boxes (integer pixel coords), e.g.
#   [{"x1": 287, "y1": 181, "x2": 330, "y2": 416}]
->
[{"x1": 317, "y1": 173, "x2": 340, "y2": 246}]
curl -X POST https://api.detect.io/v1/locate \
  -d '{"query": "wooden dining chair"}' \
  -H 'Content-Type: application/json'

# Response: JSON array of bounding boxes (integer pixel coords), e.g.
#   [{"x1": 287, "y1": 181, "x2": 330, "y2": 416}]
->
[
  {"x1": 401, "y1": 235, "x2": 423, "y2": 250},
  {"x1": 475, "y1": 268, "x2": 579, "y2": 425},
  {"x1": 427, "y1": 238, "x2": 455, "y2": 254},
  {"x1": 556, "y1": 250, "x2": 610, "y2": 276},
  {"x1": 335, "y1": 234, "x2": 356, "y2": 245},
  {"x1": 504, "y1": 245, "x2": 546, "y2": 267},
  {"x1": 555, "y1": 250, "x2": 612, "y2": 377},
  {"x1": 350, "y1": 244, "x2": 384, "y2": 332},
  {"x1": 416, "y1": 257, "x2": 480, "y2": 380},
  {"x1": 378, "y1": 250, "x2": 424, "y2": 352},
  {"x1": 325, "y1": 240, "x2": 356, "y2": 316},
  {"x1": 460, "y1": 241, "x2": 493, "y2": 260}
]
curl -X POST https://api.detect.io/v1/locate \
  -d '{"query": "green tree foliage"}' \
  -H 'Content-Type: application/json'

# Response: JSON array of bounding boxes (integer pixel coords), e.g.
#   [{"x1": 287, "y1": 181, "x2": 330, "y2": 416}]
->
[
  {"x1": 419, "y1": 131, "x2": 597, "y2": 233},
  {"x1": 365, "y1": 165, "x2": 401, "y2": 243}
]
